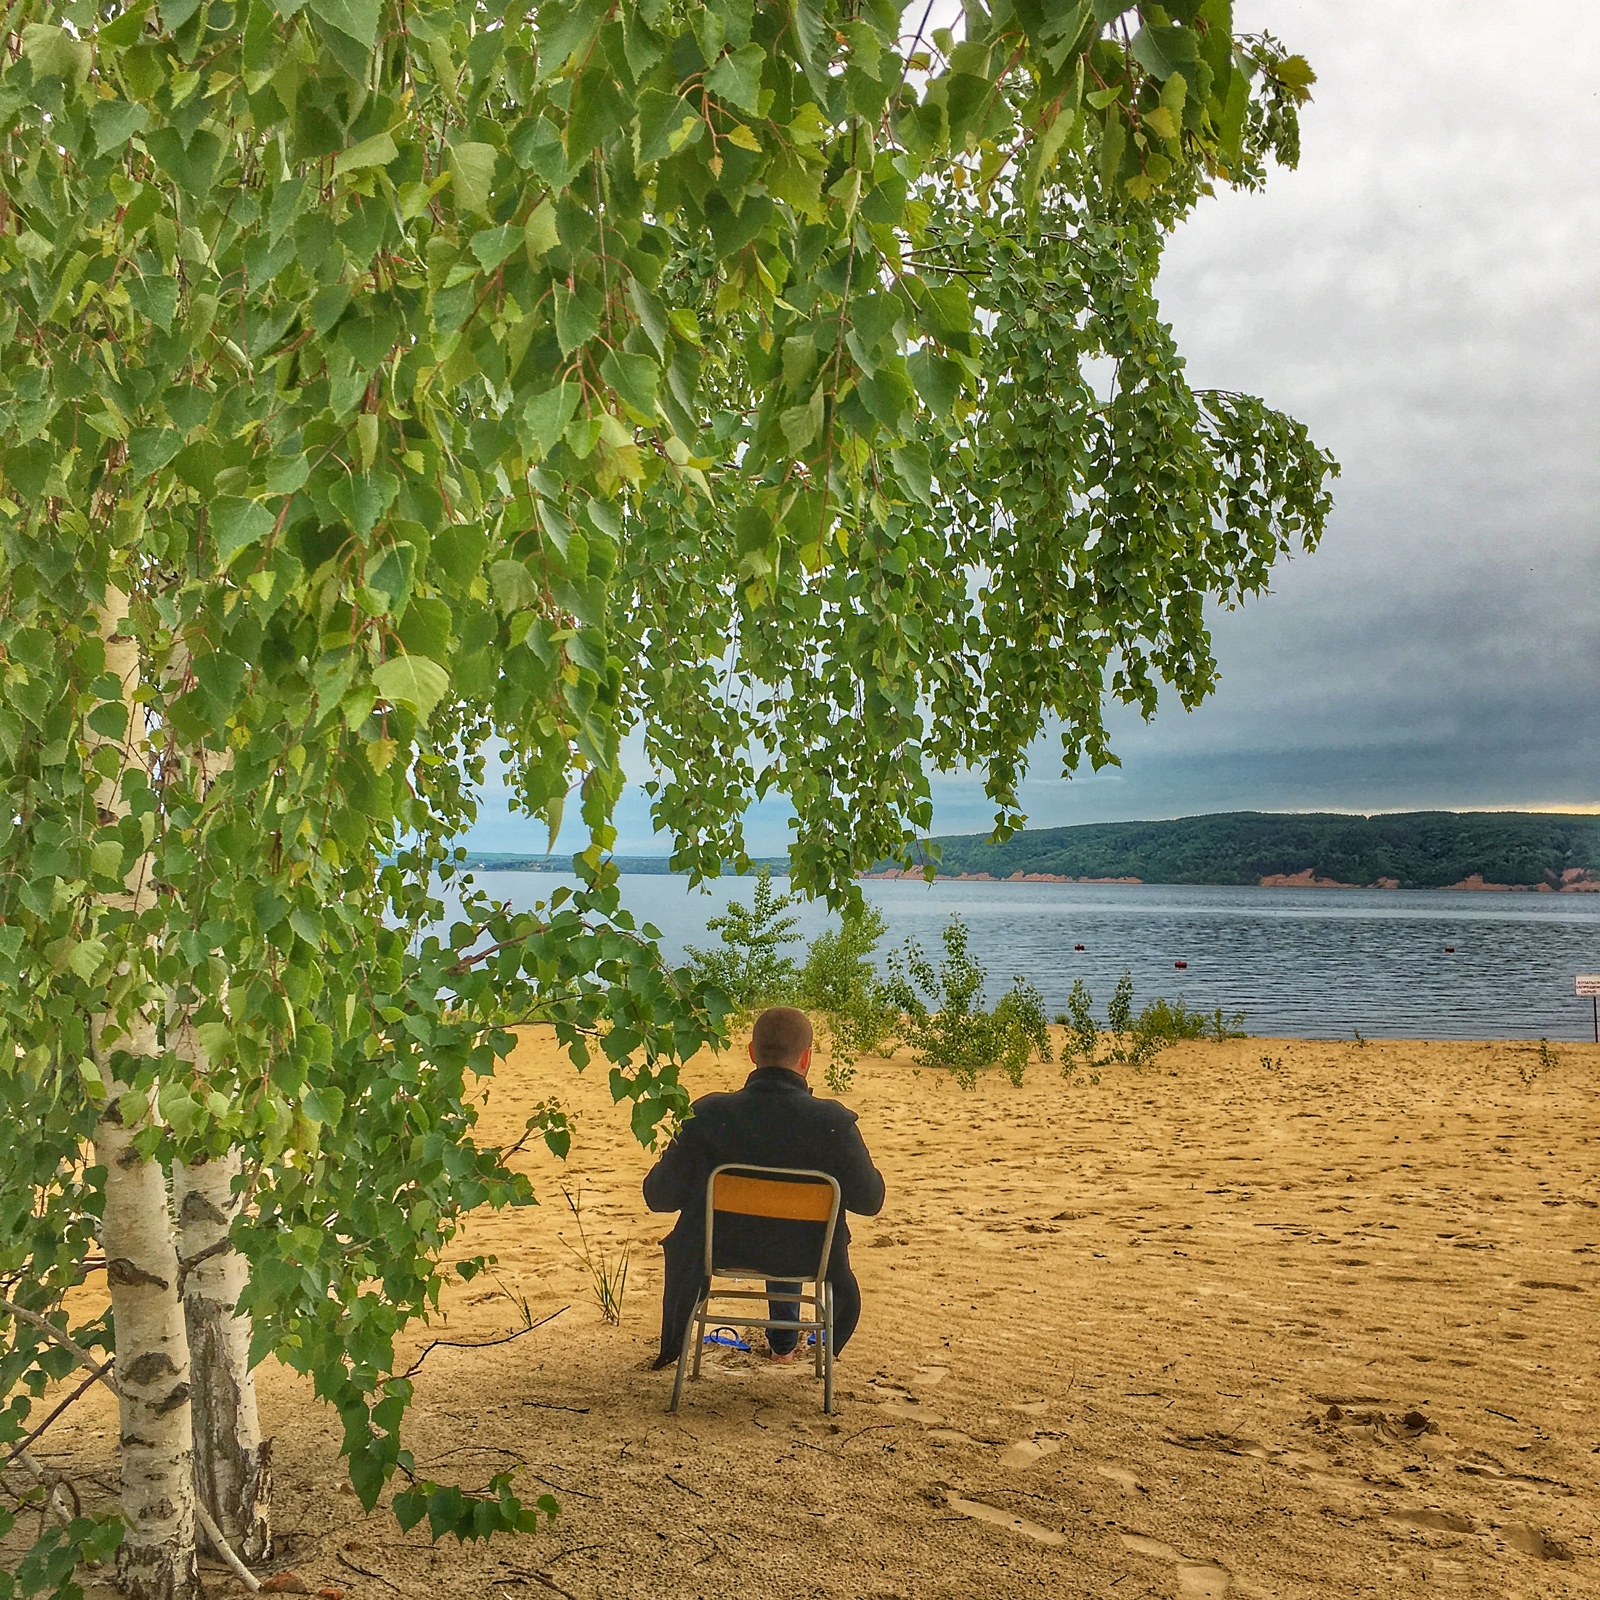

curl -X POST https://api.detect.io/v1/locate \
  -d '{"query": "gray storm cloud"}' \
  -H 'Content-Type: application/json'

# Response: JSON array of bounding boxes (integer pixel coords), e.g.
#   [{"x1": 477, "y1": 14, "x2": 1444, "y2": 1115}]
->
[{"x1": 942, "y1": 0, "x2": 1600, "y2": 839}]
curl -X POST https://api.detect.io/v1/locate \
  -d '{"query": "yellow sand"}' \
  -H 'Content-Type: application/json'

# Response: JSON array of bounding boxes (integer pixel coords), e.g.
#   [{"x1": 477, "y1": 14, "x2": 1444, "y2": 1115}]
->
[{"x1": 41, "y1": 1030, "x2": 1600, "y2": 1597}]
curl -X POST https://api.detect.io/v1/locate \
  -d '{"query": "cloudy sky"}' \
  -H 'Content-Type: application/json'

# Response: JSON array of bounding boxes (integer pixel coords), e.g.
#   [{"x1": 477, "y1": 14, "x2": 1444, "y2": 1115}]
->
[{"x1": 466, "y1": 1, "x2": 1600, "y2": 855}]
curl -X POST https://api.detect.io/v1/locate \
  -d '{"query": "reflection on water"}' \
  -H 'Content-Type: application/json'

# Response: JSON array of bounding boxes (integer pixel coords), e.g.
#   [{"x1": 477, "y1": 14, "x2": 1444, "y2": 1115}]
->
[{"x1": 457, "y1": 874, "x2": 1600, "y2": 1041}]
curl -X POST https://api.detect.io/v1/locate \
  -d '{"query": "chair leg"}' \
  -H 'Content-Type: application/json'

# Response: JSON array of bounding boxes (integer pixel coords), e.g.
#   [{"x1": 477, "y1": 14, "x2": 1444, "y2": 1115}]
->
[
  {"x1": 689, "y1": 1297, "x2": 707, "y2": 1381},
  {"x1": 822, "y1": 1281, "x2": 835, "y2": 1414},
  {"x1": 669, "y1": 1297, "x2": 702, "y2": 1414},
  {"x1": 812, "y1": 1280, "x2": 825, "y2": 1377}
]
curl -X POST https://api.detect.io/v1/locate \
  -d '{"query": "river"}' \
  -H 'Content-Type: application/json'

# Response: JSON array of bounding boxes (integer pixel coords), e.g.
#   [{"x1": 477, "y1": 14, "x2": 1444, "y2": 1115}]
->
[{"x1": 457, "y1": 873, "x2": 1600, "y2": 1041}]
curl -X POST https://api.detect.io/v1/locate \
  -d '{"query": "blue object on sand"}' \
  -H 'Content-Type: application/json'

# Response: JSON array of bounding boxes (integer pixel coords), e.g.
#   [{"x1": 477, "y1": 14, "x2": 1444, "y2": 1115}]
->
[{"x1": 703, "y1": 1327, "x2": 751, "y2": 1351}]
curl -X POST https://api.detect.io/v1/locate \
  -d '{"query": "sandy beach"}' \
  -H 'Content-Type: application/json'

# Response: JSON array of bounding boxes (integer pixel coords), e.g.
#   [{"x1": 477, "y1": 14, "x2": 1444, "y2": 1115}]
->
[{"x1": 37, "y1": 1029, "x2": 1600, "y2": 1599}]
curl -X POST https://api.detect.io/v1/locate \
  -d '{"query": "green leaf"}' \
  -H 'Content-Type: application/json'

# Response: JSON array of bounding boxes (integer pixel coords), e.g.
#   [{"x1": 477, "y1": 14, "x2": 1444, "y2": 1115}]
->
[
  {"x1": 523, "y1": 199, "x2": 559, "y2": 260},
  {"x1": 372, "y1": 654, "x2": 450, "y2": 721},
  {"x1": 706, "y1": 44, "x2": 765, "y2": 115},
  {"x1": 21, "y1": 24, "x2": 90, "y2": 88},
  {"x1": 212, "y1": 498, "x2": 277, "y2": 566},
  {"x1": 334, "y1": 130, "x2": 398, "y2": 174},
  {"x1": 636, "y1": 89, "x2": 698, "y2": 163},
  {"x1": 302, "y1": 1084, "x2": 346, "y2": 1125},
  {"x1": 127, "y1": 273, "x2": 181, "y2": 333},
  {"x1": 145, "y1": 128, "x2": 223, "y2": 198},
  {"x1": 522, "y1": 384, "x2": 581, "y2": 455},
  {"x1": 1143, "y1": 105, "x2": 1178, "y2": 141},
  {"x1": 599, "y1": 350, "x2": 659, "y2": 418},
  {"x1": 779, "y1": 387, "x2": 824, "y2": 452},
  {"x1": 490, "y1": 559, "x2": 540, "y2": 614},
  {"x1": 553, "y1": 285, "x2": 600, "y2": 356},
  {"x1": 1274, "y1": 53, "x2": 1317, "y2": 91},
  {"x1": 89, "y1": 839, "x2": 124, "y2": 879},
  {"x1": 567, "y1": 69, "x2": 627, "y2": 158},
  {"x1": 91, "y1": 100, "x2": 151, "y2": 156},
  {"x1": 890, "y1": 442, "x2": 933, "y2": 505},
  {"x1": 906, "y1": 349, "x2": 963, "y2": 414},
  {"x1": 1130, "y1": 25, "x2": 1175, "y2": 80},
  {"x1": 308, "y1": 0, "x2": 379, "y2": 48},
  {"x1": 470, "y1": 224, "x2": 521, "y2": 272},
  {"x1": 128, "y1": 426, "x2": 184, "y2": 478},
  {"x1": 66, "y1": 938, "x2": 108, "y2": 982},
  {"x1": 450, "y1": 142, "x2": 499, "y2": 218}
]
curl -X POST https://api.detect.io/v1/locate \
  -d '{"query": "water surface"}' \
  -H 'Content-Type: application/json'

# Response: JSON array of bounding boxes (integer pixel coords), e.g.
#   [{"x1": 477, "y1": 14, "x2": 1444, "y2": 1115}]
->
[{"x1": 460, "y1": 874, "x2": 1600, "y2": 1041}]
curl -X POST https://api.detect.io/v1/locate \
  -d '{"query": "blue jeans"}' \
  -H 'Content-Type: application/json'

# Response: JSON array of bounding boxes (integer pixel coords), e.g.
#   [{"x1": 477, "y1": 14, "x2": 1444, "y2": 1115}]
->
[{"x1": 763, "y1": 1270, "x2": 861, "y2": 1355}]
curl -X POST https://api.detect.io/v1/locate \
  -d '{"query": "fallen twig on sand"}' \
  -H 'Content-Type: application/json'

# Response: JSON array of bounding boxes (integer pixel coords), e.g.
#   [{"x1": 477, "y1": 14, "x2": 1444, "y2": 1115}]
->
[
  {"x1": 524, "y1": 1470, "x2": 598, "y2": 1501},
  {"x1": 498, "y1": 1571, "x2": 578, "y2": 1600},
  {"x1": 336, "y1": 1552, "x2": 401, "y2": 1592},
  {"x1": 841, "y1": 1423, "x2": 897, "y2": 1447},
  {"x1": 400, "y1": 1306, "x2": 567, "y2": 1379}
]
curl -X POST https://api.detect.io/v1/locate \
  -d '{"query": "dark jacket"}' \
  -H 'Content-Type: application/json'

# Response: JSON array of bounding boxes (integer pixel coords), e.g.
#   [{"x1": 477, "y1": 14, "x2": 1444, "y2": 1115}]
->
[{"x1": 643, "y1": 1067, "x2": 886, "y2": 1277}]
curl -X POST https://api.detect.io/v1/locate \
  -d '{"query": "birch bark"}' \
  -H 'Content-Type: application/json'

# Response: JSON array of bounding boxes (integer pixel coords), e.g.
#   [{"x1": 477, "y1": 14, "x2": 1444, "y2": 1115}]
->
[
  {"x1": 172, "y1": 1138, "x2": 272, "y2": 1562},
  {"x1": 90, "y1": 588, "x2": 201, "y2": 1600},
  {"x1": 162, "y1": 704, "x2": 272, "y2": 1561}
]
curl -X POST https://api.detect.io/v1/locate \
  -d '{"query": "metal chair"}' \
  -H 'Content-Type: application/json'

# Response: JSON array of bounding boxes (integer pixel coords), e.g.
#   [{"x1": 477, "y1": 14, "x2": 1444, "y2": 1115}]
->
[{"x1": 668, "y1": 1164, "x2": 842, "y2": 1414}]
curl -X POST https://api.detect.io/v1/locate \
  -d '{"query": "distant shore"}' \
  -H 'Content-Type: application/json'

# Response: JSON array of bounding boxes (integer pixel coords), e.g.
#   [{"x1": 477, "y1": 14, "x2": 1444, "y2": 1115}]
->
[
  {"x1": 461, "y1": 858, "x2": 1600, "y2": 892},
  {"x1": 462, "y1": 808, "x2": 1600, "y2": 892},
  {"x1": 860, "y1": 866, "x2": 1600, "y2": 892}
]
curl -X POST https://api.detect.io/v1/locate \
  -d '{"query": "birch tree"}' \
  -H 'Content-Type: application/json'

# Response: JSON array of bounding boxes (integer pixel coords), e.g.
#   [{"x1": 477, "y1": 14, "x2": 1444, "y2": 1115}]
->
[{"x1": 0, "y1": 1, "x2": 1332, "y2": 1595}]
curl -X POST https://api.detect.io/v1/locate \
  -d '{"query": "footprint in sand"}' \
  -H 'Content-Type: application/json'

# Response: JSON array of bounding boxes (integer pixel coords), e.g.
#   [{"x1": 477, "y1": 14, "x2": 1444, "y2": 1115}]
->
[
  {"x1": 1008, "y1": 1398, "x2": 1049, "y2": 1416},
  {"x1": 913, "y1": 1364, "x2": 950, "y2": 1387},
  {"x1": 1385, "y1": 1508, "x2": 1473, "y2": 1534},
  {"x1": 1119, "y1": 1534, "x2": 1231, "y2": 1597},
  {"x1": 948, "y1": 1494, "x2": 1066, "y2": 1546},
  {"x1": 1095, "y1": 1465, "x2": 1146, "y2": 1494},
  {"x1": 877, "y1": 1396, "x2": 949, "y2": 1425},
  {"x1": 1176, "y1": 1565, "x2": 1232, "y2": 1599},
  {"x1": 1500, "y1": 1523, "x2": 1572, "y2": 1561},
  {"x1": 999, "y1": 1438, "x2": 1061, "y2": 1469}
]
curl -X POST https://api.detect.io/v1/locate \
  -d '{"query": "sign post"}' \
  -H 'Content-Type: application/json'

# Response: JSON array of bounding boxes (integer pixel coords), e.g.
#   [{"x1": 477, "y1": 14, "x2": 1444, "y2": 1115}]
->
[{"x1": 1576, "y1": 974, "x2": 1600, "y2": 1043}]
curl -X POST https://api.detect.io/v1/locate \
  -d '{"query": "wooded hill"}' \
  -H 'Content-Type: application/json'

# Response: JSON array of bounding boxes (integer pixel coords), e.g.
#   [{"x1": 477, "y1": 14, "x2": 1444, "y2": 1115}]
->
[
  {"x1": 466, "y1": 811, "x2": 1600, "y2": 889},
  {"x1": 915, "y1": 811, "x2": 1600, "y2": 889}
]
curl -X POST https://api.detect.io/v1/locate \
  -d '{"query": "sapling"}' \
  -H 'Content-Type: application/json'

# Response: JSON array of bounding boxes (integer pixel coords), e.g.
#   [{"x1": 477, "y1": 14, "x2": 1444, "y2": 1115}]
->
[{"x1": 885, "y1": 919, "x2": 1051, "y2": 1088}]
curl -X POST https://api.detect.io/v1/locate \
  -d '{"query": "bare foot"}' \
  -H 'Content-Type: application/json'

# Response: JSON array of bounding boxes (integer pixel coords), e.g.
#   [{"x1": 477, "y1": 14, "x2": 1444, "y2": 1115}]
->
[{"x1": 768, "y1": 1348, "x2": 798, "y2": 1364}]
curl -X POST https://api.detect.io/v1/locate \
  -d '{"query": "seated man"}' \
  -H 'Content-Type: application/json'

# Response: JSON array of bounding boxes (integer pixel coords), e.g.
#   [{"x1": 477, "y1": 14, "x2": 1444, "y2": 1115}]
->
[{"x1": 643, "y1": 1006, "x2": 886, "y2": 1369}]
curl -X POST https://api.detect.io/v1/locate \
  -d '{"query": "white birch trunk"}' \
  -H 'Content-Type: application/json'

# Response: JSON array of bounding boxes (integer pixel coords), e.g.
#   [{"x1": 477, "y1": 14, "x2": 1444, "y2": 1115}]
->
[
  {"x1": 91, "y1": 589, "x2": 200, "y2": 1600},
  {"x1": 172, "y1": 1140, "x2": 272, "y2": 1562},
  {"x1": 160, "y1": 716, "x2": 272, "y2": 1564}
]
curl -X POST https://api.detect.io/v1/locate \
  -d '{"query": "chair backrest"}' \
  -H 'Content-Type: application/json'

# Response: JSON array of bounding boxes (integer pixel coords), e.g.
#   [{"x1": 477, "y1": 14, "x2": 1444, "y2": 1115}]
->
[{"x1": 703, "y1": 1164, "x2": 842, "y2": 1280}]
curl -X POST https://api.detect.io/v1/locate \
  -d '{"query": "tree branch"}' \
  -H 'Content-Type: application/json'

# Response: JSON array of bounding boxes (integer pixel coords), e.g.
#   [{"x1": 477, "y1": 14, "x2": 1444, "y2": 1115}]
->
[
  {"x1": 194, "y1": 1495, "x2": 262, "y2": 1592},
  {"x1": 0, "y1": 1297, "x2": 122, "y2": 1397},
  {"x1": 3, "y1": 1356, "x2": 116, "y2": 1467}
]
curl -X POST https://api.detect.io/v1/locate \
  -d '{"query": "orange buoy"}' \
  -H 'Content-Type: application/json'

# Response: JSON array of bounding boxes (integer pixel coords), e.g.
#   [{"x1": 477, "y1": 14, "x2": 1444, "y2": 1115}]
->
[
  {"x1": 1174, "y1": 960, "x2": 1187, "y2": 969},
  {"x1": 1445, "y1": 946, "x2": 1455, "y2": 953},
  {"x1": 1074, "y1": 943, "x2": 1085, "y2": 952}
]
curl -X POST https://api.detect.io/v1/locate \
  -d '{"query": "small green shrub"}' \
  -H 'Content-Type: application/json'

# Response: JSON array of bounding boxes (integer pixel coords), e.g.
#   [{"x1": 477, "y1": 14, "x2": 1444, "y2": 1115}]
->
[
  {"x1": 1056, "y1": 976, "x2": 1246, "y2": 1072},
  {"x1": 794, "y1": 904, "x2": 900, "y2": 1091},
  {"x1": 885, "y1": 918, "x2": 1052, "y2": 1088},
  {"x1": 1204, "y1": 1005, "x2": 1248, "y2": 1041},
  {"x1": 683, "y1": 867, "x2": 802, "y2": 1013},
  {"x1": 1136, "y1": 996, "x2": 1212, "y2": 1042}
]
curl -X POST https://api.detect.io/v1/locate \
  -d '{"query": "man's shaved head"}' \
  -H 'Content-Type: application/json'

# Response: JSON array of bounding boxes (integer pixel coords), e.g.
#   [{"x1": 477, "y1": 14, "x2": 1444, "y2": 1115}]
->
[{"x1": 750, "y1": 1006, "x2": 813, "y2": 1070}]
